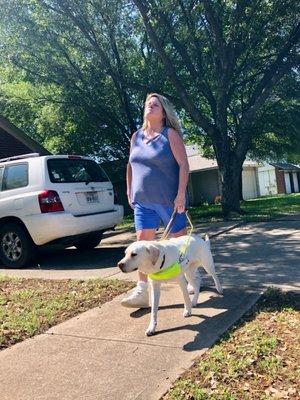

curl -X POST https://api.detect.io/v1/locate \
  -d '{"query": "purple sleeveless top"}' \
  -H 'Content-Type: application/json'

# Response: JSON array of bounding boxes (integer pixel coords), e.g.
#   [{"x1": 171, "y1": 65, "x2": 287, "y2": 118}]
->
[{"x1": 129, "y1": 127, "x2": 179, "y2": 206}]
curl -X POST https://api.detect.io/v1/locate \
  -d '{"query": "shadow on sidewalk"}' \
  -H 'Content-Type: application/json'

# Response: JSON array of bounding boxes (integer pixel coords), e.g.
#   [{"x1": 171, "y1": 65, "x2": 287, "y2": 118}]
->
[
  {"x1": 32, "y1": 246, "x2": 127, "y2": 271},
  {"x1": 128, "y1": 286, "x2": 260, "y2": 353}
]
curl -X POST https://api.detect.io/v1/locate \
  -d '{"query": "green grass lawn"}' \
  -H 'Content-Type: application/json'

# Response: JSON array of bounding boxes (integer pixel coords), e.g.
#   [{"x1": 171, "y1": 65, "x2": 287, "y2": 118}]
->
[
  {"x1": 0, "y1": 276, "x2": 134, "y2": 350},
  {"x1": 117, "y1": 193, "x2": 300, "y2": 229},
  {"x1": 164, "y1": 289, "x2": 300, "y2": 400},
  {"x1": 189, "y1": 193, "x2": 300, "y2": 223}
]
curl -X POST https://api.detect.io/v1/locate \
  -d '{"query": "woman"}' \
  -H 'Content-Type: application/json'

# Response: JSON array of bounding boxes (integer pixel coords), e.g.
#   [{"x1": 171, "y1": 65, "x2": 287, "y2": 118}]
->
[{"x1": 121, "y1": 93, "x2": 201, "y2": 308}]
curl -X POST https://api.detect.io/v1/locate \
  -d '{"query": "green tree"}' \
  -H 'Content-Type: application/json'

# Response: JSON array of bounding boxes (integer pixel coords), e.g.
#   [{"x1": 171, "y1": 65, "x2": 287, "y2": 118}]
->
[
  {"x1": 133, "y1": 0, "x2": 300, "y2": 214},
  {"x1": 185, "y1": 72, "x2": 300, "y2": 164},
  {"x1": 1, "y1": 0, "x2": 299, "y2": 214},
  {"x1": 0, "y1": 0, "x2": 141, "y2": 158},
  {"x1": 249, "y1": 73, "x2": 300, "y2": 164}
]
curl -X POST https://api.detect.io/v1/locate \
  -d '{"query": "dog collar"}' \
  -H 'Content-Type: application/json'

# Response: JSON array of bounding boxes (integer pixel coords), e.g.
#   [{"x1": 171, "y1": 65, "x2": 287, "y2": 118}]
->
[{"x1": 149, "y1": 262, "x2": 182, "y2": 281}]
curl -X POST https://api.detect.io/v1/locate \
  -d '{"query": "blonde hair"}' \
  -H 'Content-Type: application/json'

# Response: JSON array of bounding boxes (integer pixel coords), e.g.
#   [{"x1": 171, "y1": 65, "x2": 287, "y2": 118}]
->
[{"x1": 142, "y1": 93, "x2": 182, "y2": 136}]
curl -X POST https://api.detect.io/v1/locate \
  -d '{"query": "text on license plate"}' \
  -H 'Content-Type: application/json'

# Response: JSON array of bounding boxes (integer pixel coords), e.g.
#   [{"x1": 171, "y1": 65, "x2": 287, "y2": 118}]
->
[{"x1": 85, "y1": 191, "x2": 99, "y2": 203}]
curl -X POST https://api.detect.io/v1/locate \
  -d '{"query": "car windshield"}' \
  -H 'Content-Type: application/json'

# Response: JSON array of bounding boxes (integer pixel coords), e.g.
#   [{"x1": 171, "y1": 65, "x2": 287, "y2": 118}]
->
[{"x1": 47, "y1": 158, "x2": 109, "y2": 183}]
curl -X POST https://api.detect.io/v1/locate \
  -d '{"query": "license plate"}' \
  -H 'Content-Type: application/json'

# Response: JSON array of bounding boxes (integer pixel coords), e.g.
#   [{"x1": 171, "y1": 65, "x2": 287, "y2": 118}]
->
[{"x1": 85, "y1": 191, "x2": 99, "y2": 203}]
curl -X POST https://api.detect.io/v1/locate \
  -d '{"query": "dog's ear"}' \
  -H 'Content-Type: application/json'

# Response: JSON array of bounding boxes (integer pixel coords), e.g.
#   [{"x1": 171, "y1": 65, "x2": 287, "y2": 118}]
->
[{"x1": 146, "y1": 244, "x2": 160, "y2": 266}]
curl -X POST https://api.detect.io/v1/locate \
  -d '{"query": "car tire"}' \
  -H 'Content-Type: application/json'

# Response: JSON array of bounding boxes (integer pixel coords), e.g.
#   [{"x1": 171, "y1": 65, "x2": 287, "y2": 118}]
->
[
  {"x1": 0, "y1": 223, "x2": 37, "y2": 269},
  {"x1": 74, "y1": 232, "x2": 104, "y2": 251}
]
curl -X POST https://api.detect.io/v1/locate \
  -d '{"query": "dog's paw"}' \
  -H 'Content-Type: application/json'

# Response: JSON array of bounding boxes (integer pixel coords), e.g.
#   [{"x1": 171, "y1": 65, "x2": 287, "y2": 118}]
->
[
  {"x1": 145, "y1": 328, "x2": 156, "y2": 336},
  {"x1": 145, "y1": 324, "x2": 156, "y2": 336},
  {"x1": 183, "y1": 308, "x2": 192, "y2": 317},
  {"x1": 217, "y1": 287, "x2": 223, "y2": 295}
]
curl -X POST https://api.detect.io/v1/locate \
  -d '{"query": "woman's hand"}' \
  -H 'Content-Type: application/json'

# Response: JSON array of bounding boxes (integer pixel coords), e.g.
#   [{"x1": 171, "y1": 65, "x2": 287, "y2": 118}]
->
[{"x1": 174, "y1": 193, "x2": 185, "y2": 214}]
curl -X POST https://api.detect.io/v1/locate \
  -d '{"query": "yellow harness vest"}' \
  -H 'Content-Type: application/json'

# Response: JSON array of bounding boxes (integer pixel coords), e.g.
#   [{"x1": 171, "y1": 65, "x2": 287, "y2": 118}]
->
[
  {"x1": 149, "y1": 261, "x2": 182, "y2": 281},
  {"x1": 149, "y1": 211, "x2": 194, "y2": 281}
]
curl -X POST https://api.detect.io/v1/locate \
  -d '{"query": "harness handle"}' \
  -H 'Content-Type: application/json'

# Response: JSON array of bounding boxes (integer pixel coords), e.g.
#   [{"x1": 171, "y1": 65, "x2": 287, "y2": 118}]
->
[
  {"x1": 160, "y1": 209, "x2": 177, "y2": 240},
  {"x1": 160, "y1": 209, "x2": 194, "y2": 242}
]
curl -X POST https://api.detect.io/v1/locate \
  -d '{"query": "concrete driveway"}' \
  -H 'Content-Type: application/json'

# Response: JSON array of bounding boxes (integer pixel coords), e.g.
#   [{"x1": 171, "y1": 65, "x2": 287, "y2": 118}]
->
[
  {"x1": 0, "y1": 221, "x2": 240, "y2": 281},
  {"x1": 0, "y1": 218, "x2": 299, "y2": 291}
]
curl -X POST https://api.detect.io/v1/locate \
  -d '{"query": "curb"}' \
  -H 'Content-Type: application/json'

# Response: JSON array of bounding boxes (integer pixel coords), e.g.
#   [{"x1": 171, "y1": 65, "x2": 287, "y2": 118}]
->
[{"x1": 208, "y1": 221, "x2": 245, "y2": 238}]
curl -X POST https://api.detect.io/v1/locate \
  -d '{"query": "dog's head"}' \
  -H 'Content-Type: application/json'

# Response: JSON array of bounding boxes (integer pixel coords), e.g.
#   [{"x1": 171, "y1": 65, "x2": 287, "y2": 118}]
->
[{"x1": 117, "y1": 241, "x2": 162, "y2": 275}]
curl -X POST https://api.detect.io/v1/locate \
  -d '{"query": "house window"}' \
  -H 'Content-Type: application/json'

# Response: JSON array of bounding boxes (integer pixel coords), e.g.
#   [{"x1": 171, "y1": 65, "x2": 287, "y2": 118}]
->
[{"x1": 2, "y1": 164, "x2": 28, "y2": 191}]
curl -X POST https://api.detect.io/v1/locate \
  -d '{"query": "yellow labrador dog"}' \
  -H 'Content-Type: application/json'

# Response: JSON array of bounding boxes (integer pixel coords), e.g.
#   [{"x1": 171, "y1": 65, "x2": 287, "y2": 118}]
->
[{"x1": 118, "y1": 235, "x2": 223, "y2": 336}]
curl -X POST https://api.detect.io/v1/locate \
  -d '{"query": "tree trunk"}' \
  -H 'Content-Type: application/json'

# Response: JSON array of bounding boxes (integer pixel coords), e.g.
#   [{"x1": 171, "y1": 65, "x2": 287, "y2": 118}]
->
[{"x1": 218, "y1": 157, "x2": 243, "y2": 216}]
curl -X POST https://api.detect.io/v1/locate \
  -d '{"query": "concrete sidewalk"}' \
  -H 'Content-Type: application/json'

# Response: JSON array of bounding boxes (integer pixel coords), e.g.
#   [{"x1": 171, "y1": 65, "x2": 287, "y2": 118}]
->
[
  {"x1": 0, "y1": 285, "x2": 260, "y2": 400},
  {"x1": 0, "y1": 217, "x2": 299, "y2": 400}
]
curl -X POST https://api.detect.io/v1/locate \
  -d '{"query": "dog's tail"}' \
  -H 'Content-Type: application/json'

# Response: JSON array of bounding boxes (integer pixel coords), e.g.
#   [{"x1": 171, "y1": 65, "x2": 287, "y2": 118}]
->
[{"x1": 204, "y1": 234, "x2": 210, "y2": 249}]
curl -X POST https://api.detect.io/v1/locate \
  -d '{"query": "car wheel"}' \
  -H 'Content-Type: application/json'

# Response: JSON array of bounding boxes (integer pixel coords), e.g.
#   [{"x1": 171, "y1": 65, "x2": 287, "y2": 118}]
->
[
  {"x1": 0, "y1": 223, "x2": 36, "y2": 268},
  {"x1": 74, "y1": 232, "x2": 104, "y2": 250}
]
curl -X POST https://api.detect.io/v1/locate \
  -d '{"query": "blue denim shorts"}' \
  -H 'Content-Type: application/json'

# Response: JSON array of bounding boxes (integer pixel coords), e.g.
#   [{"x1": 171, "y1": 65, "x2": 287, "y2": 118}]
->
[{"x1": 133, "y1": 202, "x2": 187, "y2": 233}]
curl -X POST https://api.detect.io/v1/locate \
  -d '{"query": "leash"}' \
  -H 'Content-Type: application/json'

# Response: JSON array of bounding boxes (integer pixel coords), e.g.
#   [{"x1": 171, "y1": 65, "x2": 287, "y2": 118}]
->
[
  {"x1": 160, "y1": 209, "x2": 178, "y2": 240},
  {"x1": 160, "y1": 209, "x2": 194, "y2": 257}
]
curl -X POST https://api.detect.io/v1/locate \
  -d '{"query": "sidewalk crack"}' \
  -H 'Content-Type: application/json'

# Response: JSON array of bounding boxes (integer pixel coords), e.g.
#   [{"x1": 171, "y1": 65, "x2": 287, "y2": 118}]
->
[{"x1": 44, "y1": 331, "x2": 183, "y2": 349}]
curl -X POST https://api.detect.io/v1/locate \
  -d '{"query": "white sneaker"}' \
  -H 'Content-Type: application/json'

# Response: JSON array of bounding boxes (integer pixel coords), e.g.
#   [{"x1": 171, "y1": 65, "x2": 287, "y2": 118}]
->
[
  {"x1": 187, "y1": 268, "x2": 203, "y2": 294},
  {"x1": 121, "y1": 283, "x2": 149, "y2": 308}
]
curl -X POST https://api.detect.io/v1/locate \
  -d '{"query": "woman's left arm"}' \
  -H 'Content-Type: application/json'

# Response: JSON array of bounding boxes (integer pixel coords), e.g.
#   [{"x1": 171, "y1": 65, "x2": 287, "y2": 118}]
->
[{"x1": 168, "y1": 128, "x2": 190, "y2": 213}]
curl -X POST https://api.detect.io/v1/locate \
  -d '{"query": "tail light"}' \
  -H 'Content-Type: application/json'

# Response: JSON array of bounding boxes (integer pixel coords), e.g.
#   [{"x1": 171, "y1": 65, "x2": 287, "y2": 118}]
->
[{"x1": 38, "y1": 190, "x2": 64, "y2": 213}]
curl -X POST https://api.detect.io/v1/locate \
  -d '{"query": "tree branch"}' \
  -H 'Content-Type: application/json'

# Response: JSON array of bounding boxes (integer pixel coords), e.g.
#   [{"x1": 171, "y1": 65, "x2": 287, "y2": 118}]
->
[
  {"x1": 133, "y1": 0, "x2": 216, "y2": 135},
  {"x1": 152, "y1": 4, "x2": 217, "y2": 115},
  {"x1": 240, "y1": 22, "x2": 300, "y2": 131}
]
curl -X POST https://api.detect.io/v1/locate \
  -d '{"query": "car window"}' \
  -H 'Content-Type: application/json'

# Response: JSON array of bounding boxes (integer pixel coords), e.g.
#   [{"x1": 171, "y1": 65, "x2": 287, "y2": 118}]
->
[
  {"x1": 2, "y1": 164, "x2": 28, "y2": 191},
  {"x1": 47, "y1": 158, "x2": 109, "y2": 183},
  {"x1": 0, "y1": 167, "x2": 4, "y2": 190}
]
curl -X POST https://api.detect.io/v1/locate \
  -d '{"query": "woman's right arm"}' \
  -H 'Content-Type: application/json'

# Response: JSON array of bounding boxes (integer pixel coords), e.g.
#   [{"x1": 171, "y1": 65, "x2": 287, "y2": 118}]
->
[
  {"x1": 126, "y1": 162, "x2": 132, "y2": 206},
  {"x1": 126, "y1": 132, "x2": 137, "y2": 208}
]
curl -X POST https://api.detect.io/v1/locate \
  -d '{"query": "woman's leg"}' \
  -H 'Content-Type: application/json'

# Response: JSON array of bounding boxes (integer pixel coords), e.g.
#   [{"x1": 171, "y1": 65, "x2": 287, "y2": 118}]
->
[{"x1": 171, "y1": 227, "x2": 187, "y2": 238}]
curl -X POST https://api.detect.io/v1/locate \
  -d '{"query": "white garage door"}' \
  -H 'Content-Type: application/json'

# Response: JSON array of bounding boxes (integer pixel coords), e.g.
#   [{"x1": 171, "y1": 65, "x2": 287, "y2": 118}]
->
[
  {"x1": 258, "y1": 169, "x2": 278, "y2": 196},
  {"x1": 284, "y1": 173, "x2": 291, "y2": 194},
  {"x1": 242, "y1": 169, "x2": 258, "y2": 200}
]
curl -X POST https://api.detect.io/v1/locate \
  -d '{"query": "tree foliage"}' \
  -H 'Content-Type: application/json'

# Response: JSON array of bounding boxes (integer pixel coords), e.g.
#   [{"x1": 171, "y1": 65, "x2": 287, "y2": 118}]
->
[
  {"x1": 132, "y1": 0, "x2": 300, "y2": 213},
  {"x1": 0, "y1": 0, "x2": 299, "y2": 213},
  {"x1": 1, "y1": 0, "x2": 140, "y2": 158}
]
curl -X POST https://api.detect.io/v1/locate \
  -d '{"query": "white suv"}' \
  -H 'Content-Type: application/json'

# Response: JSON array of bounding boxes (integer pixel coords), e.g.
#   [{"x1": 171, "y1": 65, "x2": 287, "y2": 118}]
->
[{"x1": 0, "y1": 153, "x2": 124, "y2": 268}]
